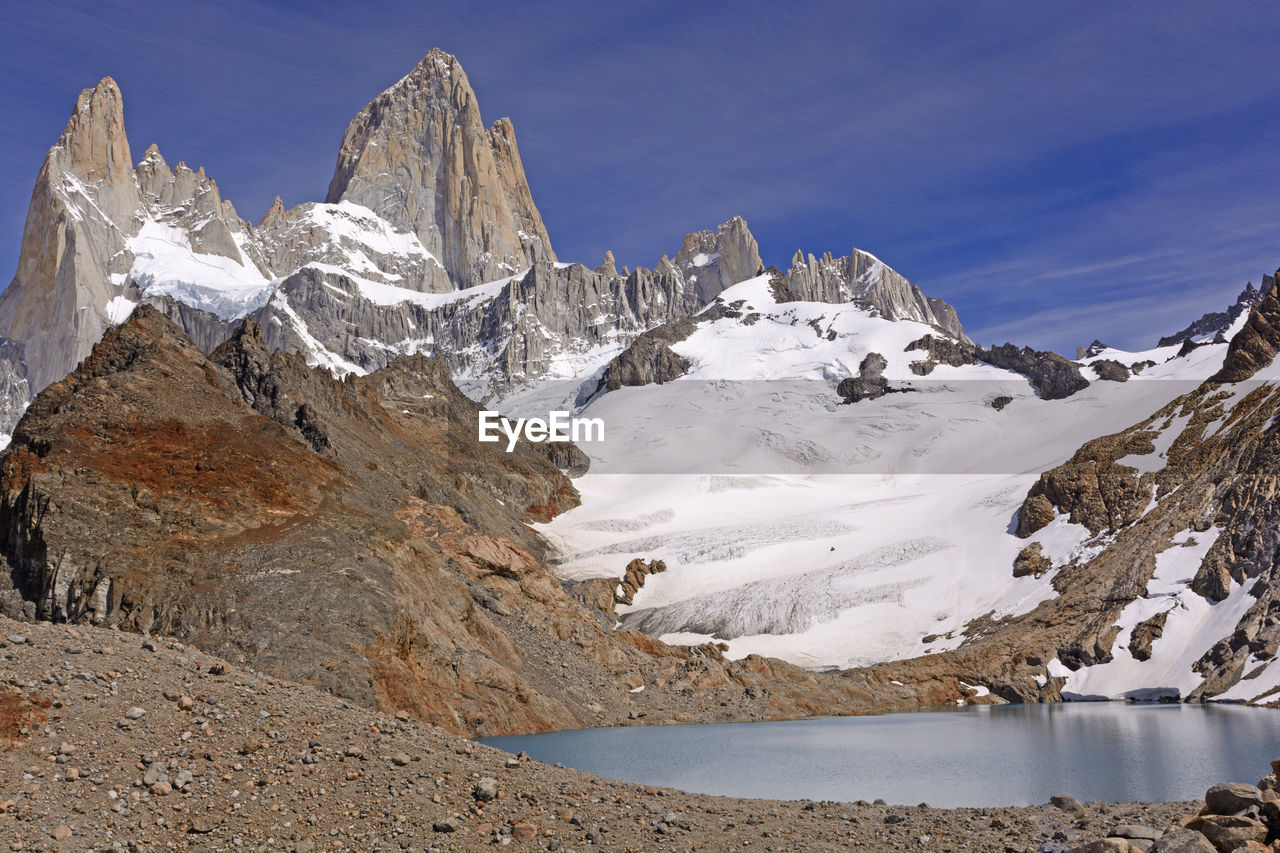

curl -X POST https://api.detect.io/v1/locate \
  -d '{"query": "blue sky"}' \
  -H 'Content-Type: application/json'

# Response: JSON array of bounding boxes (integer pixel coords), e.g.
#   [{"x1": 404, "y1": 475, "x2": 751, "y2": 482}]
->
[{"x1": 3, "y1": 1, "x2": 1279, "y2": 353}]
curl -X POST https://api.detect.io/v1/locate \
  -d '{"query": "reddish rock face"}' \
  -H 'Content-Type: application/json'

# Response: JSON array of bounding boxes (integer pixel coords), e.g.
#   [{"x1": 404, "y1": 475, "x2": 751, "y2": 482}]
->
[{"x1": 0, "y1": 306, "x2": 588, "y2": 734}]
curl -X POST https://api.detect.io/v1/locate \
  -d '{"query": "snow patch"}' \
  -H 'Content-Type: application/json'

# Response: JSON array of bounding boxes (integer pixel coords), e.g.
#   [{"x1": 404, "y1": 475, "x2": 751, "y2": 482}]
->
[
  {"x1": 105, "y1": 295, "x2": 138, "y2": 325},
  {"x1": 128, "y1": 221, "x2": 274, "y2": 319}
]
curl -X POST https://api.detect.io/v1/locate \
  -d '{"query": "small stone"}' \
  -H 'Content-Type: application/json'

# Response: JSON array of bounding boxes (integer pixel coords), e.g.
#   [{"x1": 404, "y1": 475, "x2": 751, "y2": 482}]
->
[
  {"x1": 189, "y1": 816, "x2": 215, "y2": 833},
  {"x1": 391, "y1": 752, "x2": 411, "y2": 767},
  {"x1": 1108, "y1": 824, "x2": 1162, "y2": 842},
  {"x1": 124, "y1": 706, "x2": 146, "y2": 720},
  {"x1": 152, "y1": 780, "x2": 173, "y2": 796},
  {"x1": 505, "y1": 757, "x2": 519, "y2": 768},
  {"x1": 432, "y1": 817, "x2": 460, "y2": 833},
  {"x1": 178, "y1": 695, "x2": 194, "y2": 710},
  {"x1": 1050, "y1": 794, "x2": 1085, "y2": 816},
  {"x1": 511, "y1": 822, "x2": 537, "y2": 841},
  {"x1": 141, "y1": 638, "x2": 157, "y2": 651},
  {"x1": 51, "y1": 825, "x2": 71, "y2": 840},
  {"x1": 7, "y1": 635, "x2": 26, "y2": 645},
  {"x1": 64, "y1": 767, "x2": 79, "y2": 781},
  {"x1": 474, "y1": 777, "x2": 499, "y2": 802},
  {"x1": 57, "y1": 741, "x2": 75, "y2": 756}
]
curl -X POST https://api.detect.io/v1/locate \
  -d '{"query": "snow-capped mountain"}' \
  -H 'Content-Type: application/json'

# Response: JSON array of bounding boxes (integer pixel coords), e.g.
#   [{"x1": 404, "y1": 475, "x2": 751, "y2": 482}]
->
[
  {"x1": 4, "y1": 46, "x2": 1280, "y2": 713},
  {"x1": 0, "y1": 50, "x2": 970, "y2": 442}
]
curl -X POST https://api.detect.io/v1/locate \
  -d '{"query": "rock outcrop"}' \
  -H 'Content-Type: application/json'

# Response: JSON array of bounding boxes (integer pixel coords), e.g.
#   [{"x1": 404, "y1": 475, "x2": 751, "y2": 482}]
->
[
  {"x1": 978, "y1": 343, "x2": 1091, "y2": 400},
  {"x1": 838, "y1": 352, "x2": 909, "y2": 403},
  {"x1": 616, "y1": 558, "x2": 667, "y2": 606},
  {"x1": 1014, "y1": 429, "x2": 1154, "y2": 537},
  {"x1": 1091, "y1": 359, "x2": 1131, "y2": 382},
  {"x1": 905, "y1": 334, "x2": 1092, "y2": 399},
  {"x1": 1212, "y1": 269, "x2": 1280, "y2": 383},
  {"x1": 906, "y1": 333, "x2": 980, "y2": 375},
  {"x1": 591, "y1": 317, "x2": 696, "y2": 399},
  {"x1": 325, "y1": 48, "x2": 555, "y2": 289},
  {"x1": 1013, "y1": 543, "x2": 1051, "y2": 578}
]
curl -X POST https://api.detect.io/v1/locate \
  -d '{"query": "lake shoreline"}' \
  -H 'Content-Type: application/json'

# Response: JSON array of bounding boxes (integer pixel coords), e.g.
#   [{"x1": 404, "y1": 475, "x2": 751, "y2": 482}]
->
[{"x1": 0, "y1": 614, "x2": 1209, "y2": 851}]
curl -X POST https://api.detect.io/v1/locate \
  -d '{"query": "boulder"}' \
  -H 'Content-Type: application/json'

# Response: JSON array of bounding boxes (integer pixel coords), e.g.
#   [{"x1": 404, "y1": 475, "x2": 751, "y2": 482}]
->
[
  {"x1": 1128, "y1": 612, "x2": 1169, "y2": 661},
  {"x1": 1203, "y1": 782, "x2": 1265, "y2": 815},
  {"x1": 1013, "y1": 542, "x2": 1051, "y2": 578},
  {"x1": 1148, "y1": 828, "x2": 1216, "y2": 852},
  {"x1": 1188, "y1": 814, "x2": 1267, "y2": 852}
]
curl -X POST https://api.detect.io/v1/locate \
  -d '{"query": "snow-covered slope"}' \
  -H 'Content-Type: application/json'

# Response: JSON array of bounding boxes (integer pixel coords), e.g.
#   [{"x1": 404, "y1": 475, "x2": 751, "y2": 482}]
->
[{"x1": 536, "y1": 275, "x2": 1249, "y2": 674}]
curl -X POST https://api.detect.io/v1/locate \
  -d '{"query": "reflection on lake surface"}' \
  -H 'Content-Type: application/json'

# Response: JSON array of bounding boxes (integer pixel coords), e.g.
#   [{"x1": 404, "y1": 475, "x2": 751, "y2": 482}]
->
[{"x1": 481, "y1": 702, "x2": 1280, "y2": 807}]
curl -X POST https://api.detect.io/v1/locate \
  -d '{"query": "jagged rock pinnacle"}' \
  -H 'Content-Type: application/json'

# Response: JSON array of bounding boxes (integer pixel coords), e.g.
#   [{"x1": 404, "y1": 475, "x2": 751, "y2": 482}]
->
[{"x1": 325, "y1": 48, "x2": 556, "y2": 289}]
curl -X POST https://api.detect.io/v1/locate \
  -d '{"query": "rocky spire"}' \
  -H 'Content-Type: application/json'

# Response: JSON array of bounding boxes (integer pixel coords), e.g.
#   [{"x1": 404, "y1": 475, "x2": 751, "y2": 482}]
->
[
  {"x1": 674, "y1": 216, "x2": 763, "y2": 303},
  {"x1": 595, "y1": 250, "x2": 618, "y2": 278},
  {"x1": 0, "y1": 77, "x2": 142, "y2": 397},
  {"x1": 325, "y1": 48, "x2": 556, "y2": 289}
]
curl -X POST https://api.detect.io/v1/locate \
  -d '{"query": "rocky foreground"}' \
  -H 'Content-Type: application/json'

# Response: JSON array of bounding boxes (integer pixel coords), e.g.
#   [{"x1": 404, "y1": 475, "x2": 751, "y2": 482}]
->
[{"x1": 0, "y1": 616, "x2": 1194, "y2": 852}]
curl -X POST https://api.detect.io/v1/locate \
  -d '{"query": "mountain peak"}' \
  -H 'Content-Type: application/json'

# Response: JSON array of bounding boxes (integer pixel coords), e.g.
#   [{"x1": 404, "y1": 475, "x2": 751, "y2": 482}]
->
[
  {"x1": 325, "y1": 49, "x2": 555, "y2": 289},
  {"x1": 54, "y1": 75, "x2": 132, "y2": 186},
  {"x1": 674, "y1": 216, "x2": 763, "y2": 302},
  {"x1": 378, "y1": 47, "x2": 468, "y2": 104},
  {"x1": 1158, "y1": 279, "x2": 1267, "y2": 348}
]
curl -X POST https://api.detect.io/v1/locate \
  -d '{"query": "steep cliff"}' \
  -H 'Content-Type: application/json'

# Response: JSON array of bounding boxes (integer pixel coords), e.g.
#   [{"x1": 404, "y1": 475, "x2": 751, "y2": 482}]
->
[{"x1": 0, "y1": 78, "x2": 140, "y2": 397}]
